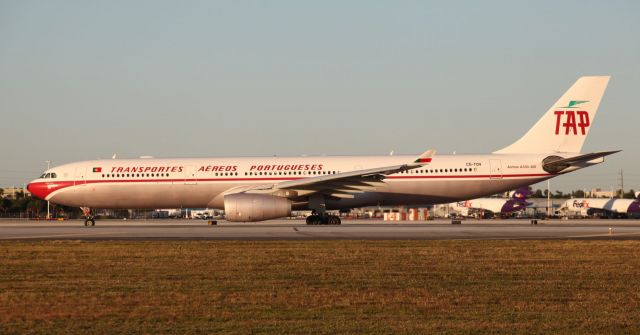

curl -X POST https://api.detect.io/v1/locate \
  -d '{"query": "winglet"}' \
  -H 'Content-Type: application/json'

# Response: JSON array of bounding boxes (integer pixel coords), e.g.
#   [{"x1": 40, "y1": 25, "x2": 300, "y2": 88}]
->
[{"x1": 413, "y1": 149, "x2": 436, "y2": 164}]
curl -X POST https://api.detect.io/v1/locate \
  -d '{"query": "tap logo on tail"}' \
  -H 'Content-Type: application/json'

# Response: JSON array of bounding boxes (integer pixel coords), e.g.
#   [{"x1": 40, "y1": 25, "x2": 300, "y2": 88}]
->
[{"x1": 554, "y1": 101, "x2": 590, "y2": 135}]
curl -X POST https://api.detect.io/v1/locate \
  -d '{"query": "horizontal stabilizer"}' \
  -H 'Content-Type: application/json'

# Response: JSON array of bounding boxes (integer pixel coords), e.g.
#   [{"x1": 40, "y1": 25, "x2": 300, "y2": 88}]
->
[{"x1": 543, "y1": 150, "x2": 620, "y2": 173}]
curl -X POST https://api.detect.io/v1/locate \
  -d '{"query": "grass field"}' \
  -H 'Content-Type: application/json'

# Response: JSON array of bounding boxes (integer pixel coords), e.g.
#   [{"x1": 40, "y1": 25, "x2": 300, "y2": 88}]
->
[{"x1": 1, "y1": 240, "x2": 639, "y2": 334}]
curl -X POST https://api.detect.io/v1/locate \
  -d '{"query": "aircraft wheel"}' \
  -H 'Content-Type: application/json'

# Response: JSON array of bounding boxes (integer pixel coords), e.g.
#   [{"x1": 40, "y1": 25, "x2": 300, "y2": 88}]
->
[
  {"x1": 328, "y1": 216, "x2": 340, "y2": 225},
  {"x1": 306, "y1": 215, "x2": 320, "y2": 225},
  {"x1": 84, "y1": 218, "x2": 95, "y2": 227}
]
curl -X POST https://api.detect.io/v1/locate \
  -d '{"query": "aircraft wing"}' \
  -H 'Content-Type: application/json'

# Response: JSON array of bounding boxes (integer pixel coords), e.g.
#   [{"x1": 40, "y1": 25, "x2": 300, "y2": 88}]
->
[{"x1": 243, "y1": 149, "x2": 435, "y2": 199}]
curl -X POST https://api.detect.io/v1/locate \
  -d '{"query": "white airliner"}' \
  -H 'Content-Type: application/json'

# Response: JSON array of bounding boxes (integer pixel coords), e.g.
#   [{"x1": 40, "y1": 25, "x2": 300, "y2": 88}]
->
[
  {"x1": 563, "y1": 192, "x2": 640, "y2": 217},
  {"x1": 28, "y1": 76, "x2": 619, "y2": 226},
  {"x1": 448, "y1": 187, "x2": 532, "y2": 218}
]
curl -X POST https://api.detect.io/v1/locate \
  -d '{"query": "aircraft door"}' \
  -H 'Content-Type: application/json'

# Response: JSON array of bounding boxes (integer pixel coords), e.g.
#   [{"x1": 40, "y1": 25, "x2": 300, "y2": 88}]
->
[
  {"x1": 489, "y1": 160, "x2": 502, "y2": 179},
  {"x1": 184, "y1": 166, "x2": 198, "y2": 185},
  {"x1": 74, "y1": 167, "x2": 87, "y2": 186}
]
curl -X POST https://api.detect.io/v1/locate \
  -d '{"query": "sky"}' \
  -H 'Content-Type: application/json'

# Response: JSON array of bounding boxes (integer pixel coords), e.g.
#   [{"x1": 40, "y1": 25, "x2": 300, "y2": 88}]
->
[{"x1": 1, "y1": 0, "x2": 639, "y2": 192}]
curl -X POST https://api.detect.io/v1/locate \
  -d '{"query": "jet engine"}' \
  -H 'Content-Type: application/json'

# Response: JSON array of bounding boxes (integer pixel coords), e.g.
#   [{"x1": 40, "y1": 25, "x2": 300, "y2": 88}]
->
[{"x1": 224, "y1": 193, "x2": 292, "y2": 222}]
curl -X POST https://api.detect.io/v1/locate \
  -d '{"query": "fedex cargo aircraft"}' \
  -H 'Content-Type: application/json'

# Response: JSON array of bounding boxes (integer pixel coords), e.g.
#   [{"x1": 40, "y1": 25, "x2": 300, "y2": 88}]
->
[
  {"x1": 448, "y1": 187, "x2": 532, "y2": 218},
  {"x1": 563, "y1": 192, "x2": 640, "y2": 218},
  {"x1": 28, "y1": 76, "x2": 619, "y2": 226}
]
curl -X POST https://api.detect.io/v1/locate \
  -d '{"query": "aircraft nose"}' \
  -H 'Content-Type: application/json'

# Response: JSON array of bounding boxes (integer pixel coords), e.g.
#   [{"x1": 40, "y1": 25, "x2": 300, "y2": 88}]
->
[
  {"x1": 27, "y1": 181, "x2": 49, "y2": 200},
  {"x1": 26, "y1": 180, "x2": 74, "y2": 200}
]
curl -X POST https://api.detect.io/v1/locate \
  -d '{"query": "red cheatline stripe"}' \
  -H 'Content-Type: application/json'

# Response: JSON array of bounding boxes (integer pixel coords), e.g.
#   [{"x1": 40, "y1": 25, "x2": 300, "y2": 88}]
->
[
  {"x1": 41, "y1": 173, "x2": 552, "y2": 187},
  {"x1": 31, "y1": 173, "x2": 553, "y2": 200},
  {"x1": 387, "y1": 173, "x2": 550, "y2": 179}
]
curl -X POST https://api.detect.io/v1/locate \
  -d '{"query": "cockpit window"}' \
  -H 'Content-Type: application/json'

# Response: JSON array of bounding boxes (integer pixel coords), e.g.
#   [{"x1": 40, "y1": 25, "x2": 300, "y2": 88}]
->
[
  {"x1": 45, "y1": 173, "x2": 51, "y2": 178},
  {"x1": 50, "y1": 173, "x2": 57, "y2": 178},
  {"x1": 40, "y1": 173, "x2": 46, "y2": 178}
]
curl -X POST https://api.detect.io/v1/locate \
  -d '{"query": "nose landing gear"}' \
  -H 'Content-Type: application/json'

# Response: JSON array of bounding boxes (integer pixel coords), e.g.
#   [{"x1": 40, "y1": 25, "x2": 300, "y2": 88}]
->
[{"x1": 80, "y1": 207, "x2": 95, "y2": 227}]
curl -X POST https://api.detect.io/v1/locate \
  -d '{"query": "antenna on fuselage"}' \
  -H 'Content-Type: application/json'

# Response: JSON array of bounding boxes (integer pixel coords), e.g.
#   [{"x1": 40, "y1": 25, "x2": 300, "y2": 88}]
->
[{"x1": 112, "y1": 154, "x2": 117, "y2": 159}]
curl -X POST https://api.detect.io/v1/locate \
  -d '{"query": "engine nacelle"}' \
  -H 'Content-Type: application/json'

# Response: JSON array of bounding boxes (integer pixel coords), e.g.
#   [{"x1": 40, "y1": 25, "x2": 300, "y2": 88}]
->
[{"x1": 224, "y1": 193, "x2": 292, "y2": 222}]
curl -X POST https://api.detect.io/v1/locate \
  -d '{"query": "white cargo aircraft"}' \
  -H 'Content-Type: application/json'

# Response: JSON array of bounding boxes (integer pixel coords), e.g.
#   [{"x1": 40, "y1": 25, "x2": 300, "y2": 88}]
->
[
  {"x1": 448, "y1": 187, "x2": 532, "y2": 218},
  {"x1": 28, "y1": 76, "x2": 619, "y2": 226},
  {"x1": 563, "y1": 192, "x2": 640, "y2": 217}
]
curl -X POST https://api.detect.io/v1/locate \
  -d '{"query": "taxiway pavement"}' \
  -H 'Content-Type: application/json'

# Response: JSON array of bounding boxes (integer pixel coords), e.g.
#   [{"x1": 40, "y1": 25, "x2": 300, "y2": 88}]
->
[{"x1": 2, "y1": 219, "x2": 640, "y2": 240}]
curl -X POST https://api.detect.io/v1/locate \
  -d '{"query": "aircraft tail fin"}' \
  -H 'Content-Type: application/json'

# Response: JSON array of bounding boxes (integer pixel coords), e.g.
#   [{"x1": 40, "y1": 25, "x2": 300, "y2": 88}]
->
[
  {"x1": 510, "y1": 186, "x2": 532, "y2": 200},
  {"x1": 494, "y1": 76, "x2": 610, "y2": 154}
]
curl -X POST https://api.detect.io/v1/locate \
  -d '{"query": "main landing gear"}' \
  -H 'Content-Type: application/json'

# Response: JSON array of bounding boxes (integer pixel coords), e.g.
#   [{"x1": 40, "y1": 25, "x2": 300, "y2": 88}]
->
[
  {"x1": 305, "y1": 194, "x2": 341, "y2": 225},
  {"x1": 81, "y1": 207, "x2": 95, "y2": 227},
  {"x1": 305, "y1": 214, "x2": 341, "y2": 225}
]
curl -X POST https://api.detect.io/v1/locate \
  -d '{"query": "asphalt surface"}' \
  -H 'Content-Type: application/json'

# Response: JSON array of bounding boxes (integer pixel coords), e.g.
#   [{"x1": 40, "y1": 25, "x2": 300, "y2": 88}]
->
[{"x1": 2, "y1": 218, "x2": 640, "y2": 240}]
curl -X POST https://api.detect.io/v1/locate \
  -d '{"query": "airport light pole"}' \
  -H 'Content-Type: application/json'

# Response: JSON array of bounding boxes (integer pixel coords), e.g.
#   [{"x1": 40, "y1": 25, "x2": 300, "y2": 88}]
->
[
  {"x1": 620, "y1": 169, "x2": 624, "y2": 199},
  {"x1": 46, "y1": 160, "x2": 51, "y2": 219},
  {"x1": 547, "y1": 179, "x2": 551, "y2": 217}
]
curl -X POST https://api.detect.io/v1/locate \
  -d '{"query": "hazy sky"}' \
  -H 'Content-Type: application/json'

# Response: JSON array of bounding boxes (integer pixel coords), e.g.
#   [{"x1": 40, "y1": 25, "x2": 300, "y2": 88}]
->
[{"x1": 1, "y1": 1, "x2": 639, "y2": 192}]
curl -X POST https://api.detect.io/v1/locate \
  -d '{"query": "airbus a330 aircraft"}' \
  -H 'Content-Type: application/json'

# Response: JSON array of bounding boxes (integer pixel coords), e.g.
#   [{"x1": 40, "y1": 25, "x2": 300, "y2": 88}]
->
[
  {"x1": 28, "y1": 76, "x2": 619, "y2": 226},
  {"x1": 448, "y1": 187, "x2": 532, "y2": 218}
]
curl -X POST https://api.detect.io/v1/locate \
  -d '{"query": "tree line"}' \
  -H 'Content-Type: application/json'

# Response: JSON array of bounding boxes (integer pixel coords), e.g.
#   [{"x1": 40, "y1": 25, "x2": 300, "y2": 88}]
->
[
  {"x1": 0, "y1": 190, "x2": 82, "y2": 218},
  {"x1": 1, "y1": 188, "x2": 637, "y2": 218}
]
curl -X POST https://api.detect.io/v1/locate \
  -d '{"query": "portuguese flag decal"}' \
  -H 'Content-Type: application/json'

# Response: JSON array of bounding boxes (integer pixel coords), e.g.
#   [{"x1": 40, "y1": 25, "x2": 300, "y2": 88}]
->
[{"x1": 93, "y1": 167, "x2": 102, "y2": 173}]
